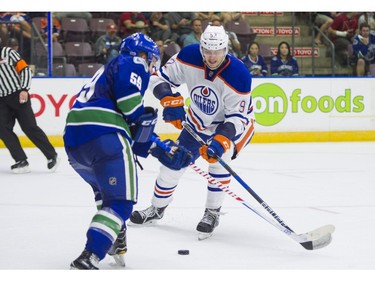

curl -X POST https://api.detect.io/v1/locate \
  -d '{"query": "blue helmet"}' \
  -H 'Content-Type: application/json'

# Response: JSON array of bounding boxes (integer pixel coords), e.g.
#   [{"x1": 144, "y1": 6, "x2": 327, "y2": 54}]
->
[{"x1": 119, "y1": 32, "x2": 160, "y2": 64}]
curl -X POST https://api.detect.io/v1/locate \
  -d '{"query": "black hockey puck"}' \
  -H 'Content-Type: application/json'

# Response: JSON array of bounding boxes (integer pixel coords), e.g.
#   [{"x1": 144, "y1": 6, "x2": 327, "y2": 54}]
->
[{"x1": 178, "y1": 250, "x2": 189, "y2": 255}]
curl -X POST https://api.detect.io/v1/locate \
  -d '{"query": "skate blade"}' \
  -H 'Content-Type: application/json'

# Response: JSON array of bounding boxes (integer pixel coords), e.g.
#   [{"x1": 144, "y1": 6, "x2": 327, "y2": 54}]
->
[
  {"x1": 111, "y1": 254, "x2": 126, "y2": 267},
  {"x1": 12, "y1": 167, "x2": 31, "y2": 174},
  {"x1": 198, "y1": 232, "x2": 213, "y2": 241},
  {"x1": 49, "y1": 157, "x2": 61, "y2": 172},
  {"x1": 128, "y1": 220, "x2": 159, "y2": 226}
]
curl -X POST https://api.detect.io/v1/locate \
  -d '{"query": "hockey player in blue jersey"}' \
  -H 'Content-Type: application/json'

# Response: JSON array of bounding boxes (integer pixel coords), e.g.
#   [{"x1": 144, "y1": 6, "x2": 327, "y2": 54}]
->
[
  {"x1": 64, "y1": 33, "x2": 192, "y2": 269},
  {"x1": 130, "y1": 25, "x2": 255, "y2": 240}
]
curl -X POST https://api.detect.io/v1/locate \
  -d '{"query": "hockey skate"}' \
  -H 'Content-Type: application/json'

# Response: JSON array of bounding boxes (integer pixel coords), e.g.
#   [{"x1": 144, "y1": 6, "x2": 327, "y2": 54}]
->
[
  {"x1": 196, "y1": 207, "x2": 221, "y2": 240},
  {"x1": 108, "y1": 227, "x2": 127, "y2": 267},
  {"x1": 130, "y1": 205, "x2": 167, "y2": 225},
  {"x1": 70, "y1": 250, "x2": 99, "y2": 270}
]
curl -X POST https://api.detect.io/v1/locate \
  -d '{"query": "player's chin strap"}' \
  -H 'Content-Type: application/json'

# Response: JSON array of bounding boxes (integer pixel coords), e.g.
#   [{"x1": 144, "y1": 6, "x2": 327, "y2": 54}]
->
[{"x1": 174, "y1": 122, "x2": 335, "y2": 250}]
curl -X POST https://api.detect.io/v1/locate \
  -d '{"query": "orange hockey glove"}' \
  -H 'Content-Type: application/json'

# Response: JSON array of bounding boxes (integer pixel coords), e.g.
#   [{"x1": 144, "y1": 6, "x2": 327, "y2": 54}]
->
[
  {"x1": 199, "y1": 134, "x2": 231, "y2": 163},
  {"x1": 160, "y1": 93, "x2": 185, "y2": 130}
]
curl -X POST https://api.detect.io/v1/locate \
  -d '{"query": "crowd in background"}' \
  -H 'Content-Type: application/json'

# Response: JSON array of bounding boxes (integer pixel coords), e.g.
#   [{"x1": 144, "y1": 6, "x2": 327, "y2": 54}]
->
[{"x1": 1, "y1": 11, "x2": 374, "y2": 77}]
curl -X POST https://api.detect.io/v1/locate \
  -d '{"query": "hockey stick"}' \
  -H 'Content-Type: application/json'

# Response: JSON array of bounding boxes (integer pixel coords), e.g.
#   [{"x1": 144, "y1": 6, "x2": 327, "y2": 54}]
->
[
  {"x1": 179, "y1": 123, "x2": 335, "y2": 250},
  {"x1": 188, "y1": 163, "x2": 334, "y2": 249}
]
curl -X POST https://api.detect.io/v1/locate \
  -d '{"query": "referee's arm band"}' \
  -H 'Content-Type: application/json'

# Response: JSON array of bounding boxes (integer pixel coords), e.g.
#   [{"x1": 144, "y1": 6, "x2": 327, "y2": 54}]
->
[{"x1": 15, "y1": 59, "x2": 28, "y2": 74}]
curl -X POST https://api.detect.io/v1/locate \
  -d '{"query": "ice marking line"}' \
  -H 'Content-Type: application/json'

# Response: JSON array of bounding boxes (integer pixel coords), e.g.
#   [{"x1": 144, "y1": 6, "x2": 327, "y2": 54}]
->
[{"x1": 308, "y1": 207, "x2": 340, "y2": 214}]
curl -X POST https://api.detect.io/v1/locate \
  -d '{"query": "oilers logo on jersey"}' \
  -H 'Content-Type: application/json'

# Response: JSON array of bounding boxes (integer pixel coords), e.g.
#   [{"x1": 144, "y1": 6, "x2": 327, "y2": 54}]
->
[{"x1": 191, "y1": 86, "x2": 218, "y2": 115}]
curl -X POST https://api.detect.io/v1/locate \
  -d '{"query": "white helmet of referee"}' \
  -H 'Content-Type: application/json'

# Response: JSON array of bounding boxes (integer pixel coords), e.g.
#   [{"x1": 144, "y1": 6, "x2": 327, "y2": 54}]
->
[{"x1": 200, "y1": 25, "x2": 229, "y2": 56}]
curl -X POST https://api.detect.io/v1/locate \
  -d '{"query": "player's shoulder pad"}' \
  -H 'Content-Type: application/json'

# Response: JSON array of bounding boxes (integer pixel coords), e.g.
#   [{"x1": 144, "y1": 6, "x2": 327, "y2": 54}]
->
[
  {"x1": 177, "y1": 44, "x2": 204, "y2": 68},
  {"x1": 220, "y1": 55, "x2": 252, "y2": 94}
]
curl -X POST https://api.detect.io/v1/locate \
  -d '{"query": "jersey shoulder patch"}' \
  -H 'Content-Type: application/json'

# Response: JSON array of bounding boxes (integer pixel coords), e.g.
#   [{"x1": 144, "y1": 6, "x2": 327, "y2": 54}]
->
[
  {"x1": 220, "y1": 56, "x2": 252, "y2": 94},
  {"x1": 177, "y1": 44, "x2": 204, "y2": 68}
]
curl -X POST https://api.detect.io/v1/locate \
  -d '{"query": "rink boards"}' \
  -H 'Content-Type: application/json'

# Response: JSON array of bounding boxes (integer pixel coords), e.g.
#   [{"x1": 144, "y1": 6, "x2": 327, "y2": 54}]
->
[{"x1": 1, "y1": 76, "x2": 375, "y2": 148}]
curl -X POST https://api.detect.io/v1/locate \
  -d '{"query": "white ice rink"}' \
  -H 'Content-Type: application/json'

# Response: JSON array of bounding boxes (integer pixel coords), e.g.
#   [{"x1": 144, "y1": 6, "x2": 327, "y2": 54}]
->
[{"x1": 1, "y1": 141, "x2": 375, "y2": 278}]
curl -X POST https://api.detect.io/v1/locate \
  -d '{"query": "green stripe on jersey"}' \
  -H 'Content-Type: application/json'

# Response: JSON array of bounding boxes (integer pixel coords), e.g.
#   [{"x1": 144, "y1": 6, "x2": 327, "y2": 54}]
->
[
  {"x1": 117, "y1": 94, "x2": 143, "y2": 115},
  {"x1": 66, "y1": 108, "x2": 131, "y2": 136},
  {"x1": 115, "y1": 134, "x2": 137, "y2": 202},
  {"x1": 123, "y1": 135, "x2": 137, "y2": 201}
]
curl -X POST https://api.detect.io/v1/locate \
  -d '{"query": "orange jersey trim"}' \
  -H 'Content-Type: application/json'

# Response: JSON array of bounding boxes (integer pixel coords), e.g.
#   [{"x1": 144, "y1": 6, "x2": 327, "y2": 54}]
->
[
  {"x1": 154, "y1": 185, "x2": 174, "y2": 195},
  {"x1": 235, "y1": 119, "x2": 255, "y2": 154},
  {"x1": 176, "y1": 56, "x2": 204, "y2": 70},
  {"x1": 187, "y1": 107, "x2": 205, "y2": 131},
  {"x1": 219, "y1": 179, "x2": 231, "y2": 185},
  {"x1": 203, "y1": 58, "x2": 230, "y2": 80}
]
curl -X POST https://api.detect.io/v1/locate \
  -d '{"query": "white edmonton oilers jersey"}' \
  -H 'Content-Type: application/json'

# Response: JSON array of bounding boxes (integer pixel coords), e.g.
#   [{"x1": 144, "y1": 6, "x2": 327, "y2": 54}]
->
[{"x1": 149, "y1": 44, "x2": 253, "y2": 137}]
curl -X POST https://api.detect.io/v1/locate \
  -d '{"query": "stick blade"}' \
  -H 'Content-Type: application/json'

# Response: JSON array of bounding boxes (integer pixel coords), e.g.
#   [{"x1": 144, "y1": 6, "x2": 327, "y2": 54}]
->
[{"x1": 299, "y1": 224, "x2": 335, "y2": 250}]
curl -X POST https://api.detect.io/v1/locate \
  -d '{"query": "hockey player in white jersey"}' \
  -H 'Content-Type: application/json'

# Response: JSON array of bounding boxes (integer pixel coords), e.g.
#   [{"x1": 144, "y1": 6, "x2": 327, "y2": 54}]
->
[{"x1": 130, "y1": 25, "x2": 255, "y2": 239}]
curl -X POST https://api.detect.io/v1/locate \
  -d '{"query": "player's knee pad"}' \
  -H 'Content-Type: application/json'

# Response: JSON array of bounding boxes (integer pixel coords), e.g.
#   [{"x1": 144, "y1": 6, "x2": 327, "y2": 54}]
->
[{"x1": 208, "y1": 155, "x2": 231, "y2": 175}]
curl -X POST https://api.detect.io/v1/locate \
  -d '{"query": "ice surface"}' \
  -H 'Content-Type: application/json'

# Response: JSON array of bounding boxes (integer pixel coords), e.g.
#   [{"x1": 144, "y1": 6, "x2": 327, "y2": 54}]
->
[{"x1": 1, "y1": 142, "x2": 374, "y2": 278}]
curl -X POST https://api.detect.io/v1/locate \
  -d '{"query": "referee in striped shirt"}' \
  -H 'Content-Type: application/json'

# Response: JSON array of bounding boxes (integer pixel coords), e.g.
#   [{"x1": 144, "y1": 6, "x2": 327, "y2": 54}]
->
[{"x1": 0, "y1": 38, "x2": 60, "y2": 173}]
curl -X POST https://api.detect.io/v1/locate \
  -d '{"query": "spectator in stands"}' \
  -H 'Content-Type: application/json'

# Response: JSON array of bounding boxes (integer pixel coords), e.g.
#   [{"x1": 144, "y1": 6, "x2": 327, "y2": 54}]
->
[
  {"x1": 149, "y1": 12, "x2": 173, "y2": 43},
  {"x1": 211, "y1": 18, "x2": 241, "y2": 58},
  {"x1": 118, "y1": 12, "x2": 149, "y2": 37},
  {"x1": 133, "y1": 21, "x2": 149, "y2": 35},
  {"x1": 352, "y1": 22, "x2": 375, "y2": 76},
  {"x1": 241, "y1": 42, "x2": 268, "y2": 76},
  {"x1": 167, "y1": 12, "x2": 196, "y2": 47},
  {"x1": 0, "y1": 22, "x2": 7, "y2": 43},
  {"x1": 40, "y1": 13, "x2": 61, "y2": 42},
  {"x1": 221, "y1": 12, "x2": 245, "y2": 25},
  {"x1": 0, "y1": 12, "x2": 32, "y2": 40},
  {"x1": 358, "y1": 12, "x2": 375, "y2": 30},
  {"x1": 55, "y1": 12, "x2": 92, "y2": 24},
  {"x1": 270, "y1": 41, "x2": 299, "y2": 76},
  {"x1": 196, "y1": 12, "x2": 221, "y2": 22},
  {"x1": 155, "y1": 39, "x2": 171, "y2": 66},
  {"x1": 94, "y1": 23, "x2": 122, "y2": 64},
  {"x1": 183, "y1": 18, "x2": 202, "y2": 47},
  {"x1": 313, "y1": 12, "x2": 337, "y2": 46},
  {"x1": 0, "y1": 12, "x2": 32, "y2": 62},
  {"x1": 328, "y1": 12, "x2": 359, "y2": 66}
]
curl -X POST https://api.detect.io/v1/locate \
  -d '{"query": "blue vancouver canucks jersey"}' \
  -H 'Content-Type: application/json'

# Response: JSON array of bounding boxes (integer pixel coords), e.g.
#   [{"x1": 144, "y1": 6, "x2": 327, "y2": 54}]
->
[{"x1": 64, "y1": 53, "x2": 150, "y2": 147}]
